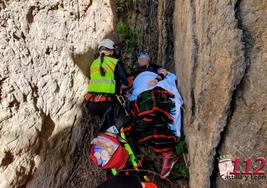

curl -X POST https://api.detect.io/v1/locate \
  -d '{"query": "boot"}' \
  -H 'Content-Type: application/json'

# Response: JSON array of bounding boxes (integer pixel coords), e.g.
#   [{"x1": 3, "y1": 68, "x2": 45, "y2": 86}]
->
[{"x1": 160, "y1": 150, "x2": 178, "y2": 178}]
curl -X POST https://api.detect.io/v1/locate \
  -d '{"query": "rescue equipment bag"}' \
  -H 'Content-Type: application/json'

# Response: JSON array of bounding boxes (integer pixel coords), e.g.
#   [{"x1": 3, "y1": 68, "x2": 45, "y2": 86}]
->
[{"x1": 90, "y1": 133, "x2": 128, "y2": 170}]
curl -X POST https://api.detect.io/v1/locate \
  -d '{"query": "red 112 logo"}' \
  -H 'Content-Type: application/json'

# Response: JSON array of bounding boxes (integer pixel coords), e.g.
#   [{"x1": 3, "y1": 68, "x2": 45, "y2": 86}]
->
[{"x1": 230, "y1": 157, "x2": 266, "y2": 176}]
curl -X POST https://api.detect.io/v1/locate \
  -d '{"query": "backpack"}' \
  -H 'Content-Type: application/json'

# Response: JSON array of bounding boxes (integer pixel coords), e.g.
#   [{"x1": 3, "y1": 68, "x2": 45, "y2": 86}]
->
[{"x1": 90, "y1": 133, "x2": 128, "y2": 170}]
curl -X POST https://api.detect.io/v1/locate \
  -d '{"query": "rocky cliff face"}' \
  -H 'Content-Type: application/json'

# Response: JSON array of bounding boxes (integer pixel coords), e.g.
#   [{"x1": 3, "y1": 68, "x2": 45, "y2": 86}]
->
[
  {"x1": 128, "y1": 0, "x2": 175, "y2": 70},
  {"x1": 216, "y1": 1, "x2": 267, "y2": 187},
  {"x1": 0, "y1": 0, "x2": 266, "y2": 188},
  {"x1": 0, "y1": 0, "x2": 116, "y2": 187},
  {"x1": 174, "y1": 0, "x2": 267, "y2": 188}
]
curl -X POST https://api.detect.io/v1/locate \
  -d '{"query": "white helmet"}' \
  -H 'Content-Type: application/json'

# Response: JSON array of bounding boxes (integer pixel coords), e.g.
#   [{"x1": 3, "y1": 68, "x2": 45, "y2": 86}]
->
[{"x1": 98, "y1": 39, "x2": 115, "y2": 50}]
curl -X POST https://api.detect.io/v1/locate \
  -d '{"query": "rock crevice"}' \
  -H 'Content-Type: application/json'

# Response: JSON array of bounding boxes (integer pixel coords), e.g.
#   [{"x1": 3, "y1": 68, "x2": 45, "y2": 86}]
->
[{"x1": 1, "y1": 0, "x2": 266, "y2": 188}]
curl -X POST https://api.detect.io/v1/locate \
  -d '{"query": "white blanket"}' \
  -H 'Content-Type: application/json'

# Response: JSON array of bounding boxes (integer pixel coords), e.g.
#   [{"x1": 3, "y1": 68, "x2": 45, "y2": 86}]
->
[{"x1": 129, "y1": 71, "x2": 183, "y2": 137}]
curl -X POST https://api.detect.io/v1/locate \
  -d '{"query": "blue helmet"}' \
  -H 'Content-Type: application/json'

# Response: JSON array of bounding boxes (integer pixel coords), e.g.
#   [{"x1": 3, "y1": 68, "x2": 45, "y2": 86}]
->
[{"x1": 137, "y1": 51, "x2": 150, "y2": 61}]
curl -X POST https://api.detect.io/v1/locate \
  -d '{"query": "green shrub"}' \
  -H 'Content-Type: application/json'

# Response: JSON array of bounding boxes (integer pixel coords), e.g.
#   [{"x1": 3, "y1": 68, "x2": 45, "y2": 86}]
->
[
  {"x1": 175, "y1": 163, "x2": 189, "y2": 179},
  {"x1": 116, "y1": 21, "x2": 127, "y2": 34},
  {"x1": 115, "y1": 0, "x2": 140, "y2": 64},
  {"x1": 175, "y1": 139, "x2": 187, "y2": 155},
  {"x1": 174, "y1": 138, "x2": 189, "y2": 179}
]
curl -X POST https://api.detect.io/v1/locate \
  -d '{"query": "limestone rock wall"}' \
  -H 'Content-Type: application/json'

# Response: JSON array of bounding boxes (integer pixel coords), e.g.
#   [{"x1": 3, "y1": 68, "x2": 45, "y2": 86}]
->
[
  {"x1": 174, "y1": 0, "x2": 267, "y2": 187},
  {"x1": 129, "y1": 0, "x2": 175, "y2": 70},
  {"x1": 216, "y1": 0, "x2": 267, "y2": 187},
  {"x1": 1, "y1": 0, "x2": 266, "y2": 187},
  {"x1": 0, "y1": 0, "x2": 115, "y2": 187}
]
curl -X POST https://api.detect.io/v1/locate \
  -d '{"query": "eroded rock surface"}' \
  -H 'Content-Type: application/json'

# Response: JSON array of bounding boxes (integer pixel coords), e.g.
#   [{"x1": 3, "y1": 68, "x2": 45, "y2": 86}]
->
[
  {"x1": 174, "y1": 0, "x2": 267, "y2": 187},
  {"x1": 216, "y1": 1, "x2": 267, "y2": 187},
  {"x1": 129, "y1": 0, "x2": 175, "y2": 70},
  {"x1": 1, "y1": 0, "x2": 266, "y2": 188},
  {"x1": 0, "y1": 0, "x2": 115, "y2": 187}
]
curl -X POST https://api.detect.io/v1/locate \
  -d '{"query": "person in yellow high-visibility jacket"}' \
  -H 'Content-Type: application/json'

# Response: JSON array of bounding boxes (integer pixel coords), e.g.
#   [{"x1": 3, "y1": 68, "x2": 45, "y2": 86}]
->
[{"x1": 85, "y1": 39, "x2": 128, "y2": 131}]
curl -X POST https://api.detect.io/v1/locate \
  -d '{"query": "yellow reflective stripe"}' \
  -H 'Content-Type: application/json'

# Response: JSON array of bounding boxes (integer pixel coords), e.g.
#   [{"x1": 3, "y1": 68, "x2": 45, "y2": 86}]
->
[
  {"x1": 103, "y1": 62, "x2": 115, "y2": 73},
  {"x1": 106, "y1": 59, "x2": 116, "y2": 68},
  {"x1": 89, "y1": 79, "x2": 115, "y2": 85}
]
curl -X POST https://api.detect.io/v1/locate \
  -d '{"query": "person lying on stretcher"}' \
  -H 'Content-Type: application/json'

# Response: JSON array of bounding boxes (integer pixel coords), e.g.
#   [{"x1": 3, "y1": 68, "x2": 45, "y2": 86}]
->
[
  {"x1": 128, "y1": 51, "x2": 168, "y2": 86},
  {"x1": 127, "y1": 52, "x2": 183, "y2": 178}
]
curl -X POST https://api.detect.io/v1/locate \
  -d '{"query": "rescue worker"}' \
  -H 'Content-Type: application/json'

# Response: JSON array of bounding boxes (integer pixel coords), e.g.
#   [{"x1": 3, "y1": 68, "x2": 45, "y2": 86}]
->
[{"x1": 85, "y1": 39, "x2": 128, "y2": 131}]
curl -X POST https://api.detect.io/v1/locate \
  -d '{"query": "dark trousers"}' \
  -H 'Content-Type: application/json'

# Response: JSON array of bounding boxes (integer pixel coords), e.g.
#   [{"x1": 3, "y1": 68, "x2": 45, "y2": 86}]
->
[
  {"x1": 86, "y1": 101, "x2": 113, "y2": 117},
  {"x1": 86, "y1": 101, "x2": 113, "y2": 131},
  {"x1": 86, "y1": 101, "x2": 128, "y2": 132}
]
